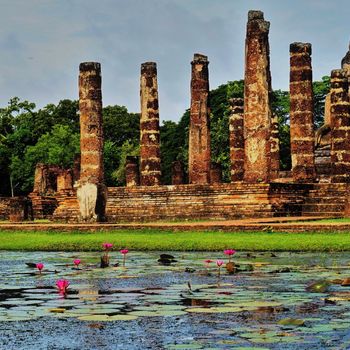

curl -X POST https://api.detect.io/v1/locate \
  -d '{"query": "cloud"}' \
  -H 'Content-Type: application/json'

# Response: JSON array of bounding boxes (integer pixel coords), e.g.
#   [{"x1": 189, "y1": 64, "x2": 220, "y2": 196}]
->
[{"x1": 0, "y1": 0, "x2": 349, "y2": 121}]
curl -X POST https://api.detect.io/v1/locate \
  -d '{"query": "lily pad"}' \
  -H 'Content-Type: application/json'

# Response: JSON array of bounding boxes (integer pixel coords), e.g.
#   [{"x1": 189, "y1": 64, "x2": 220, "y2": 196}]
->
[
  {"x1": 278, "y1": 318, "x2": 305, "y2": 327},
  {"x1": 77, "y1": 314, "x2": 138, "y2": 321}
]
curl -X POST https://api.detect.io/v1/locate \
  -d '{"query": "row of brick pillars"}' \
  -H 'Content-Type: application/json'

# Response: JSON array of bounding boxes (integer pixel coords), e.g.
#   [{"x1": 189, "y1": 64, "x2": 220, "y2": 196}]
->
[{"x1": 76, "y1": 12, "x2": 350, "y2": 213}]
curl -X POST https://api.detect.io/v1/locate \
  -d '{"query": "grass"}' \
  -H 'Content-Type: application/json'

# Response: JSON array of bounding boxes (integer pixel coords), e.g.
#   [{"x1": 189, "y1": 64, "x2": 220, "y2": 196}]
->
[
  {"x1": 305, "y1": 218, "x2": 350, "y2": 223},
  {"x1": 1, "y1": 229, "x2": 350, "y2": 251}
]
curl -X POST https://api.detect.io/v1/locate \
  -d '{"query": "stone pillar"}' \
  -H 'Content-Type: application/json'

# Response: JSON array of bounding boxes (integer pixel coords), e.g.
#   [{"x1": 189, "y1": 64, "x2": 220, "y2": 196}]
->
[
  {"x1": 330, "y1": 69, "x2": 350, "y2": 182},
  {"x1": 33, "y1": 163, "x2": 48, "y2": 195},
  {"x1": 289, "y1": 42, "x2": 316, "y2": 182},
  {"x1": 243, "y1": 11, "x2": 272, "y2": 183},
  {"x1": 125, "y1": 156, "x2": 140, "y2": 187},
  {"x1": 210, "y1": 162, "x2": 222, "y2": 184},
  {"x1": 57, "y1": 169, "x2": 73, "y2": 192},
  {"x1": 324, "y1": 93, "x2": 332, "y2": 125},
  {"x1": 140, "y1": 62, "x2": 161, "y2": 186},
  {"x1": 229, "y1": 98, "x2": 244, "y2": 182},
  {"x1": 77, "y1": 62, "x2": 106, "y2": 222},
  {"x1": 172, "y1": 160, "x2": 184, "y2": 185},
  {"x1": 270, "y1": 113, "x2": 280, "y2": 179},
  {"x1": 188, "y1": 53, "x2": 211, "y2": 184}
]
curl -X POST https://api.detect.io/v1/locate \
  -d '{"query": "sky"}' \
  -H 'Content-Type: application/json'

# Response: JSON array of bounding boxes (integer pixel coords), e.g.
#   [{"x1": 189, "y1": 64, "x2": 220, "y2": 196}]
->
[{"x1": 0, "y1": 0, "x2": 349, "y2": 122}]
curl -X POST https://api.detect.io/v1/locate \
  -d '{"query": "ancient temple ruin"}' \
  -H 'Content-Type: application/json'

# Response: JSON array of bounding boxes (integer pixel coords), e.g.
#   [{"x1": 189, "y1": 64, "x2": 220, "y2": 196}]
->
[{"x1": 4, "y1": 9, "x2": 348, "y2": 223}]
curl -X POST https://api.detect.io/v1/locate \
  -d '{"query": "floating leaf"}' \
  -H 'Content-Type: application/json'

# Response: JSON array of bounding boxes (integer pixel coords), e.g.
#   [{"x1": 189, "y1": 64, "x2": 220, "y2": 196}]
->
[
  {"x1": 49, "y1": 308, "x2": 66, "y2": 313},
  {"x1": 77, "y1": 314, "x2": 138, "y2": 321},
  {"x1": 129, "y1": 309, "x2": 187, "y2": 317},
  {"x1": 278, "y1": 318, "x2": 305, "y2": 327},
  {"x1": 306, "y1": 280, "x2": 330, "y2": 293}
]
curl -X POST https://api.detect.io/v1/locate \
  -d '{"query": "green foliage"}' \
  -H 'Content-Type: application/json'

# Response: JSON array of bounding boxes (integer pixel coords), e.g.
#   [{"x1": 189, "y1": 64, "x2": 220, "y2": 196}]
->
[
  {"x1": 313, "y1": 76, "x2": 331, "y2": 128},
  {"x1": 10, "y1": 125, "x2": 80, "y2": 193},
  {"x1": 271, "y1": 89, "x2": 291, "y2": 170},
  {"x1": 160, "y1": 120, "x2": 187, "y2": 184},
  {"x1": 103, "y1": 105, "x2": 139, "y2": 145},
  {"x1": 110, "y1": 140, "x2": 139, "y2": 186},
  {"x1": 102, "y1": 105, "x2": 140, "y2": 186}
]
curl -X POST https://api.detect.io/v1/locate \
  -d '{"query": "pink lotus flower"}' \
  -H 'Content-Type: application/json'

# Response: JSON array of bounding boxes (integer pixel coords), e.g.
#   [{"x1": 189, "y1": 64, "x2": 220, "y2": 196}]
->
[
  {"x1": 36, "y1": 263, "x2": 44, "y2": 273},
  {"x1": 224, "y1": 249, "x2": 236, "y2": 262},
  {"x1": 56, "y1": 279, "x2": 70, "y2": 294},
  {"x1": 216, "y1": 260, "x2": 224, "y2": 267},
  {"x1": 216, "y1": 260, "x2": 224, "y2": 277},
  {"x1": 204, "y1": 259, "x2": 214, "y2": 264},
  {"x1": 224, "y1": 249, "x2": 236, "y2": 256},
  {"x1": 120, "y1": 249, "x2": 129, "y2": 267},
  {"x1": 73, "y1": 259, "x2": 81, "y2": 267},
  {"x1": 102, "y1": 243, "x2": 113, "y2": 251}
]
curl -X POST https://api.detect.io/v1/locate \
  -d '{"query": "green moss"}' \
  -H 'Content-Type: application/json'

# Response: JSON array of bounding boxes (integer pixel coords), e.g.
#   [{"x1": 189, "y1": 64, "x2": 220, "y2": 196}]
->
[{"x1": 0, "y1": 230, "x2": 350, "y2": 251}]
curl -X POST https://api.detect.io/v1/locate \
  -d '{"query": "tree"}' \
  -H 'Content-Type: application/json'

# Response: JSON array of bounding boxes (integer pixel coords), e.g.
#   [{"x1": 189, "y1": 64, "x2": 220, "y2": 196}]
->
[
  {"x1": 160, "y1": 120, "x2": 185, "y2": 184},
  {"x1": 110, "y1": 140, "x2": 139, "y2": 186},
  {"x1": 313, "y1": 76, "x2": 330, "y2": 128},
  {"x1": 271, "y1": 89, "x2": 291, "y2": 170},
  {"x1": 102, "y1": 105, "x2": 140, "y2": 186},
  {"x1": 10, "y1": 125, "x2": 80, "y2": 193}
]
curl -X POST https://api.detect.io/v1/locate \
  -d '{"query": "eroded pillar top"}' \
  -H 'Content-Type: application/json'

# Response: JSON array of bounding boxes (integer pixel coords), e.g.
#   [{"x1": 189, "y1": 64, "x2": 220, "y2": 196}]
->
[{"x1": 247, "y1": 10, "x2": 270, "y2": 33}]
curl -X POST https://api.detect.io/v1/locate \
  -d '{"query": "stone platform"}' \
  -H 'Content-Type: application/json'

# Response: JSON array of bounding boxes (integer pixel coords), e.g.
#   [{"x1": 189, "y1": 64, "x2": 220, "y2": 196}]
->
[{"x1": 52, "y1": 182, "x2": 348, "y2": 223}]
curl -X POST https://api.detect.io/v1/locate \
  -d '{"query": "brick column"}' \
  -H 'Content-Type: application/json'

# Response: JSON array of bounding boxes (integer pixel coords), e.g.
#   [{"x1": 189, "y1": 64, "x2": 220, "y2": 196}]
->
[
  {"x1": 32, "y1": 163, "x2": 48, "y2": 195},
  {"x1": 140, "y1": 62, "x2": 161, "y2": 186},
  {"x1": 229, "y1": 98, "x2": 244, "y2": 182},
  {"x1": 57, "y1": 169, "x2": 73, "y2": 192},
  {"x1": 289, "y1": 43, "x2": 316, "y2": 182},
  {"x1": 188, "y1": 53, "x2": 211, "y2": 184},
  {"x1": 77, "y1": 62, "x2": 106, "y2": 222},
  {"x1": 243, "y1": 11, "x2": 272, "y2": 183},
  {"x1": 171, "y1": 161, "x2": 184, "y2": 185},
  {"x1": 270, "y1": 113, "x2": 280, "y2": 179},
  {"x1": 330, "y1": 69, "x2": 350, "y2": 182},
  {"x1": 324, "y1": 93, "x2": 331, "y2": 125},
  {"x1": 125, "y1": 156, "x2": 140, "y2": 187}
]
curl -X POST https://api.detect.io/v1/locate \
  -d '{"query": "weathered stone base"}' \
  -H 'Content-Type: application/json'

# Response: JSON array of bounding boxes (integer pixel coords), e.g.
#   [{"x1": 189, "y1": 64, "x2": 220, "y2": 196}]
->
[
  {"x1": 29, "y1": 194, "x2": 57, "y2": 219},
  {"x1": 51, "y1": 182, "x2": 339, "y2": 222},
  {"x1": 0, "y1": 197, "x2": 33, "y2": 221}
]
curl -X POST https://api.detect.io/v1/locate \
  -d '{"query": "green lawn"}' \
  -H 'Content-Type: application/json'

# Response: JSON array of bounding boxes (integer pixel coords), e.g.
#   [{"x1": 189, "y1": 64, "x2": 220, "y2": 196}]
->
[
  {"x1": 306, "y1": 218, "x2": 350, "y2": 223},
  {"x1": 0, "y1": 229, "x2": 350, "y2": 251}
]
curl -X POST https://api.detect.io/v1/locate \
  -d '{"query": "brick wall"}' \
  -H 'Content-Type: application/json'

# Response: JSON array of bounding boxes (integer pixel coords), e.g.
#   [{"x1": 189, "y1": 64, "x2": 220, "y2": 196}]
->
[{"x1": 53, "y1": 183, "x2": 315, "y2": 222}]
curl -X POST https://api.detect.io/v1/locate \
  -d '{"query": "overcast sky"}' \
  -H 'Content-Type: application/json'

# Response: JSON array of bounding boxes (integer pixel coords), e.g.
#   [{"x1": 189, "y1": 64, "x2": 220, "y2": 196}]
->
[{"x1": 0, "y1": 0, "x2": 349, "y2": 122}]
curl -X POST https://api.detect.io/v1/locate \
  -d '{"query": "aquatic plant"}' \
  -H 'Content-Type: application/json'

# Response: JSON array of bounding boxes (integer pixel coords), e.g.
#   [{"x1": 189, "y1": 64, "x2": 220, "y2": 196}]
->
[
  {"x1": 36, "y1": 263, "x2": 44, "y2": 274},
  {"x1": 102, "y1": 243, "x2": 113, "y2": 251},
  {"x1": 56, "y1": 279, "x2": 70, "y2": 295},
  {"x1": 216, "y1": 260, "x2": 224, "y2": 277},
  {"x1": 120, "y1": 249, "x2": 129, "y2": 267},
  {"x1": 224, "y1": 249, "x2": 236, "y2": 262},
  {"x1": 101, "y1": 243, "x2": 113, "y2": 267},
  {"x1": 73, "y1": 259, "x2": 81, "y2": 267}
]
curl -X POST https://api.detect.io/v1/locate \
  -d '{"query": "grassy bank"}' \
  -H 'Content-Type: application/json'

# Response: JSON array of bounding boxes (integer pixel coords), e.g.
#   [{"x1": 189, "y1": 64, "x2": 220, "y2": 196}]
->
[{"x1": 0, "y1": 230, "x2": 350, "y2": 251}]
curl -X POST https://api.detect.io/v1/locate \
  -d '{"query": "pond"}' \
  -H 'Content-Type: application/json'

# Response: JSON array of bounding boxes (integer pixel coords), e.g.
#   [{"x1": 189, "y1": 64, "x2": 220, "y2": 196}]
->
[{"x1": 1, "y1": 250, "x2": 350, "y2": 349}]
